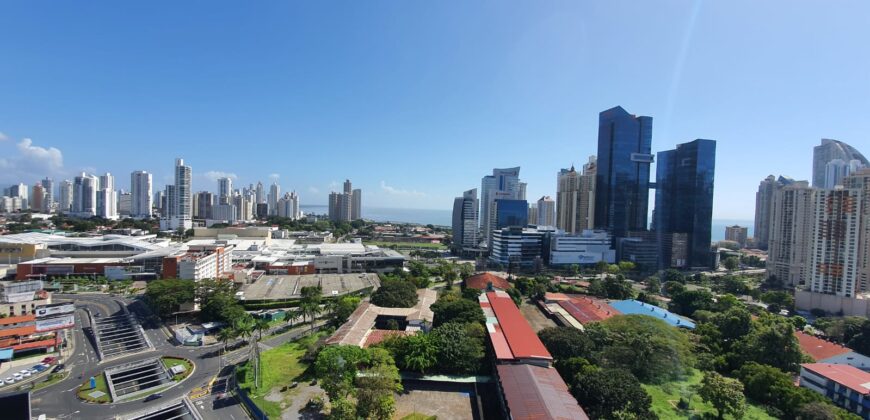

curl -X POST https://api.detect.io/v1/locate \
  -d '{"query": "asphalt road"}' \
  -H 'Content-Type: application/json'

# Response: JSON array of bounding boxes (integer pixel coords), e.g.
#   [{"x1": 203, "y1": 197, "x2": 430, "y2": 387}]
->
[{"x1": 20, "y1": 293, "x2": 250, "y2": 420}]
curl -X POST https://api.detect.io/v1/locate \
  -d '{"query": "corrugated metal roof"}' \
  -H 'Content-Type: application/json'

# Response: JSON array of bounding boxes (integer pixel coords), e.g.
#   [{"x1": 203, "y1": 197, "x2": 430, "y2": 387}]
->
[
  {"x1": 497, "y1": 364, "x2": 589, "y2": 420},
  {"x1": 803, "y1": 363, "x2": 870, "y2": 395},
  {"x1": 486, "y1": 292, "x2": 552, "y2": 361},
  {"x1": 795, "y1": 331, "x2": 852, "y2": 361}
]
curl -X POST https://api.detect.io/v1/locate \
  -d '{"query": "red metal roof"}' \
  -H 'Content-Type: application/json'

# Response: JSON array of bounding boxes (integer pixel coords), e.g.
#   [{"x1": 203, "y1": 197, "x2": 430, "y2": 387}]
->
[
  {"x1": 466, "y1": 273, "x2": 511, "y2": 291},
  {"x1": 802, "y1": 363, "x2": 870, "y2": 395},
  {"x1": 795, "y1": 331, "x2": 851, "y2": 361},
  {"x1": 558, "y1": 296, "x2": 619, "y2": 324},
  {"x1": 486, "y1": 292, "x2": 552, "y2": 361},
  {"x1": 489, "y1": 324, "x2": 514, "y2": 361},
  {"x1": 497, "y1": 364, "x2": 589, "y2": 420}
]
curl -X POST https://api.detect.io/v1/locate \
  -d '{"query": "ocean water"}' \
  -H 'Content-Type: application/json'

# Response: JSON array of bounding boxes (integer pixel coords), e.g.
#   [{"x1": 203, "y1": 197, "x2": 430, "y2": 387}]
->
[{"x1": 301, "y1": 205, "x2": 752, "y2": 241}]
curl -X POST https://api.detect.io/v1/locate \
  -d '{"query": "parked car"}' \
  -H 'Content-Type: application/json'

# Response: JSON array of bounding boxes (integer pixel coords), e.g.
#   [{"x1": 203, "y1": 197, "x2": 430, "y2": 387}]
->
[
  {"x1": 143, "y1": 393, "x2": 162, "y2": 402},
  {"x1": 52, "y1": 364, "x2": 65, "y2": 373},
  {"x1": 13, "y1": 373, "x2": 22, "y2": 380},
  {"x1": 3, "y1": 378, "x2": 13, "y2": 385},
  {"x1": 19, "y1": 370, "x2": 31, "y2": 377},
  {"x1": 42, "y1": 357, "x2": 56, "y2": 365}
]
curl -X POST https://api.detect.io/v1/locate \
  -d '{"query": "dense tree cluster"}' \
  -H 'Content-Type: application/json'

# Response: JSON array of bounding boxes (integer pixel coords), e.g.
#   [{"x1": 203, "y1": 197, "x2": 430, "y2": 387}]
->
[
  {"x1": 314, "y1": 346, "x2": 402, "y2": 420},
  {"x1": 370, "y1": 277, "x2": 418, "y2": 308}
]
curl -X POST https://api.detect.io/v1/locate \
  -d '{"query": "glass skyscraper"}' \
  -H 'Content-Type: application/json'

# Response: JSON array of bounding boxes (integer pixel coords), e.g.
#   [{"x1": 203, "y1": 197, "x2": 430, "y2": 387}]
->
[
  {"x1": 495, "y1": 199, "x2": 529, "y2": 229},
  {"x1": 654, "y1": 139, "x2": 716, "y2": 268},
  {"x1": 594, "y1": 106, "x2": 654, "y2": 238}
]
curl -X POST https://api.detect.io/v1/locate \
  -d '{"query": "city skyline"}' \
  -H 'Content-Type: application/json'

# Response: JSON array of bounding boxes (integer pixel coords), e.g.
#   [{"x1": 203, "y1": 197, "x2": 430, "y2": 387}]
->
[{"x1": 2, "y1": 2, "x2": 869, "y2": 218}]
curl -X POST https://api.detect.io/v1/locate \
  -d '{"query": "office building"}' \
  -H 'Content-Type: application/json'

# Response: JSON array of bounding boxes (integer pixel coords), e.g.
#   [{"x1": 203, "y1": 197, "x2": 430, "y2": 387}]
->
[
  {"x1": 452, "y1": 188, "x2": 479, "y2": 252},
  {"x1": 724, "y1": 225, "x2": 748, "y2": 248},
  {"x1": 328, "y1": 180, "x2": 361, "y2": 223},
  {"x1": 4, "y1": 183, "x2": 29, "y2": 207},
  {"x1": 767, "y1": 182, "x2": 816, "y2": 288},
  {"x1": 549, "y1": 230, "x2": 616, "y2": 265},
  {"x1": 267, "y1": 182, "x2": 280, "y2": 216},
  {"x1": 556, "y1": 158, "x2": 596, "y2": 234},
  {"x1": 808, "y1": 187, "x2": 862, "y2": 297},
  {"x1": 217, "y1": 177, "x2": 233, "y2": 205},
  {"x1": 813, "y1": 139, "x2": 868, "y2": 188},
  {"x1": 617, "y1": 231, "x2": 659, "y2": 272},
  {"x1": 130, "y1": 171, "x2": 152, "y2": 218},
  {"x1": 594, "y1": 106, "x2": 654, "y2": 238},
  {"x1": 536, "y1": 196, "x2": 556, "y2": 227},
  {"x1": 754, "y1": 175, "x2": 795, "y2": 250},
  {"x1": 193, "y1": 191, "x2": 214, "y2": 219},
  {"x1": 481, "y1": 167, "x2": 524, "y2": 244},
  {"x1": 352, "y1": 188, "x2": 362, "y2": 220},
  {"x1": 211, "y1": 204, "x2": 237, "y2": 223},
  {"x1": 72, "y1": 173, "x2": 97, "y2": 217},
  {"x1": 58, "y1": 180, "x2": 73, "y2": 214},
  {"x1": 118, "y1": 191, "x2": 132, "y2": 216},
  {"x1": 255, "y1": 181, "x2": 265, "y2": 204},
  {"x1": 40, "y1": 178, "x2": 53, "y2": 212},
  {"x1": 160, "y1": 158, "x2": 192, "y2": 230},
  {"x1": 96, "y1": 173, "x2": 118, "y2": 220},
  {"x1": 495, "y1": 199, "x2": 528, "y2": 230},
  {"x1": 489, "y1": 226, "x2": 555, "y2": 268},
  {"x1": 30, "y1": 184, "x2": 44, "y2": 212},
  {"x1": 277, "y1": 191, "x2": 300, "y2": 219},
  {"x1": 527, "y1": 203, "x2": 537, "y2": 227},
  {"x1": 654, "y1": 139, "x2": 716, "y2": 268}
]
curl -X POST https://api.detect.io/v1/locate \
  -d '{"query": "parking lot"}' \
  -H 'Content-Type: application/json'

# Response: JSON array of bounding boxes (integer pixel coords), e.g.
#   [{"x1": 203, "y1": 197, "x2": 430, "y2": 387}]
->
[
  {"x1": 105, "y1": 358, "x2": 172, "y2": 401},
  {"x1": 92, "y1": 312, "x2": 152, "y2": 359}
]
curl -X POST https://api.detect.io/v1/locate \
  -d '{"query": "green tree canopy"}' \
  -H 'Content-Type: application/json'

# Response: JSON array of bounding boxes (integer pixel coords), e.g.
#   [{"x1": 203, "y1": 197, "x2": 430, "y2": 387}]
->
[
  {"x1": 371, "y1": 278, "x2": 418, "y2": 308},
  {"x1": 570, "y1": 368, "x2": 655, "y2": 420},
  {"x1": 144, "y1": 278, "x2": 195, "y2": 317},
  {"x1": 430, "y1": 322, "x2": 485, "y2": 374},
  {"x1": 538, "y1": 327, "x2": 593, "y2": 360},
  {"x1": 430, "y1": 295, "x2": 485, "y2": 327},
  {"x1": 594, "y1": 315, "x2": 694, "y2": 383},
  {"x1": 699, "y1": 371, "x2": 746, "y2": 420}
]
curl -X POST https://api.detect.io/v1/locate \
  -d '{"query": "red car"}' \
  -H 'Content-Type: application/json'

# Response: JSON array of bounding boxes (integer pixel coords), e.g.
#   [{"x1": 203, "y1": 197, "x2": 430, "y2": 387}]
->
[{"x1": 41, "y1": 357, "x2": 56, "y2": 365}]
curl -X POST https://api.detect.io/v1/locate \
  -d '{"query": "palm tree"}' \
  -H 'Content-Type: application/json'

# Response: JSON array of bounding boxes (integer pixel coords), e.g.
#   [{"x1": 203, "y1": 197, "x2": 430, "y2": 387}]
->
[
  {"x1": 216, "y1": 327, "x2": 236, "y2": 369},
  {"x1": 255, "y1": 318, "x2": 270, "y2": 341},
  {"x1": 234, "y1": 315, "x2": 259, "y2": 388},
  {"x1": 285, "y1": 308, "x2": 299, "y2": 329}
]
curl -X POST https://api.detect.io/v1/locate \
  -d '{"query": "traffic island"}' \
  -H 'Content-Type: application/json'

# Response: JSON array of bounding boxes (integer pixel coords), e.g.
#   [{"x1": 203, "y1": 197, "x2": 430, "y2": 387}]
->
[{"x1": 76, "y1": 357, "x2": 195, "y2": 404}]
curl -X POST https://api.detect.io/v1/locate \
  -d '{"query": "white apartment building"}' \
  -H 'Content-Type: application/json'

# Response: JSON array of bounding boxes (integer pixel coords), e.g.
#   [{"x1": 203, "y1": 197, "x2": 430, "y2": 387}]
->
[
  {"x1": 130, "y1": 170, "x2": 153, "y2": 218},
  {"x1": 767, "y1": 181, "x2": 816, "y2": 288},
  {"x1": 809, "y1": 187, "x2": 862, "y2": 297}
]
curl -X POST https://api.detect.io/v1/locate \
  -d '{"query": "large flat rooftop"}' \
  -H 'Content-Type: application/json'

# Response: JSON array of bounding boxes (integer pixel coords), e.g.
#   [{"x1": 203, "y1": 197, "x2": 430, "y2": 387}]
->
[{"x1": 238, "y1": 273, "x2": 381, "y2": 301}]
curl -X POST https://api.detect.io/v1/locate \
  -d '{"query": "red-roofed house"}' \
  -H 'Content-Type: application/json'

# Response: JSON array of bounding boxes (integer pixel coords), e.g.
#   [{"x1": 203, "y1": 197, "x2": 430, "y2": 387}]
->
[
  {"x1": 800, "y1": 363, "x2": 870, "y2": 417},
  {"x1": 465, "y1": 272, "x2": 511, "y2": 291}
]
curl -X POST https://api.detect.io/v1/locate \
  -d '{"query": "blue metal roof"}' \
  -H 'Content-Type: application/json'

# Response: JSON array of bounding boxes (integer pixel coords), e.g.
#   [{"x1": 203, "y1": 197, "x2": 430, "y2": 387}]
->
[
  {"x1": 611, "y1": 299, "x2": 696, "y2": 329},
  {"x1": 0, "y1": 348, "x2": 13, "y2": 360}
]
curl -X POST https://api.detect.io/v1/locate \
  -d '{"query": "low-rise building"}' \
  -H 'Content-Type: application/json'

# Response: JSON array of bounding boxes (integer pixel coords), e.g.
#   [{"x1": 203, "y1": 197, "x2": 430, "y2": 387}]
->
[
  {"x1": 489, "y1": 226, "x2": 554, "y2": 268},
  {"x1": 464, "y1": 272, "x2": 511, "y2": 291},
  {"x1": 548, "y1": 229, "x2": 615, "y2": 265},
  {"x1": 800, "y1": 363, "x2": 870, "y2": 418},
  {"x1": 0, "y1": 302, "x2": 74, "y2": 357},
  {"x1": 0, "y1": 280, "x2": 52, "y2": 317},
  {"x1": 796, "y1": 331, "x2": 870, "y2": 371}
]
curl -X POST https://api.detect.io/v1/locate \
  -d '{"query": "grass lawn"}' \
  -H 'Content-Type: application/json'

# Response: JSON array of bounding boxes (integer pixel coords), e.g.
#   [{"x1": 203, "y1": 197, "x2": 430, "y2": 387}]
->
[
  {"x1": 364, "y1": 241, "x2": 446, "y2": 250},
  {"x1": 401, "y1": 414, "x2": 437, "y2": 420},
  {"x1": 162, "y1": 357, "x2": 193, "y2": 381},
  {"x1": 33, "y1": 372, "x2": 69, "y2": 391},
  {"x1": 77, "y1": 373, "x2": 111, "y2": 403},
  {"x1": 642, "y1": 369, "x2": 775, "y2": 420},
  {"x1": 237, "y1": 332, "x2": 326, "y2": 418}
]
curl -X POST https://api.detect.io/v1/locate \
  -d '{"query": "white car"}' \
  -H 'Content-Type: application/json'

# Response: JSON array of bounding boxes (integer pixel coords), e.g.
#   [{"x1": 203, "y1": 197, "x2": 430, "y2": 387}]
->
[
  {"x1": 12, "y1": 373, "x2": 22, "y2": 380},
  {"x1": 19, "y1": 370, "x2": 31, "y2": 377},
  {"x1": 3, "y1": 377, "x2": 13, "y2": 385}
]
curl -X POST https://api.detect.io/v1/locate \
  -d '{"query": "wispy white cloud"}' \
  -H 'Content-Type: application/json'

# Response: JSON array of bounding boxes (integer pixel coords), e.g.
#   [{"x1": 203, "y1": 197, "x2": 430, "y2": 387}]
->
[
  {"x1": 202, "y1": 171, "x2": 238, "y2": 182},
  {"x1": 0, "y1": 136, "x2": 65, "y2": 182},
  {"x1": 308, "y1": 186, "x2": 320, "y2": 194},
  {"x1": 380, "y1": 181, "x2": 425, "y2": 197}
]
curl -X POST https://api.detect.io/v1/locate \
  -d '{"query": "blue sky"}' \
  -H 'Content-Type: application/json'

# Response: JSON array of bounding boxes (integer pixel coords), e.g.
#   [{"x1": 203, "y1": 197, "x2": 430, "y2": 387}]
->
[{"x1": 1, "y1": 1, "x2": 868, "y2": 219}]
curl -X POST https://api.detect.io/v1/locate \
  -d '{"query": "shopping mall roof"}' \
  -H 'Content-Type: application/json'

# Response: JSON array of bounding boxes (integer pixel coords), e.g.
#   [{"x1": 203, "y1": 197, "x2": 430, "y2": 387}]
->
[
  {"x1": 238, "y1": 273, "x2": 381, "y2": 301},
  {"x1": 497, "y1": 364, "x2": 589, "y2": 420}
]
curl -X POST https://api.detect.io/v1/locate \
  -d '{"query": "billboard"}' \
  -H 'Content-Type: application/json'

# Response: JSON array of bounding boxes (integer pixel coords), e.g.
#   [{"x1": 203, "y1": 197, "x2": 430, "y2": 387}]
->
[
  {"x1": 35, "y1": 303, "x2": 75, "y2": 318},
  {"x1": 35, "y1": 314, "x2": 75, "y2": 332},
  {"x1": 3, "y1": 291, "x2": 36, "y2": 303}
]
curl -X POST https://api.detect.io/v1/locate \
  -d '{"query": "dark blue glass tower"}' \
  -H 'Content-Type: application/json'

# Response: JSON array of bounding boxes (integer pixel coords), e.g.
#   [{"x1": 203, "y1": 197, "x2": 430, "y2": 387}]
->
[
  {"x1": 594, "y1": 106, "x2": 654, "y2": 238},
  {"x1": 495, "y1": 199, "x2": 528, "y2": 229},
  {"x1": 654, "y1": 139, "x2": 716, "y2": 268}
]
